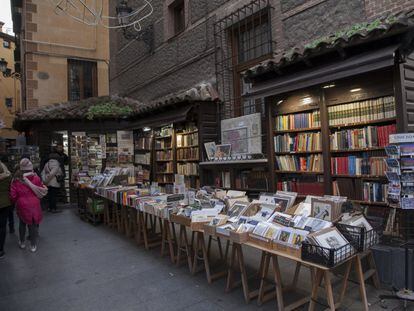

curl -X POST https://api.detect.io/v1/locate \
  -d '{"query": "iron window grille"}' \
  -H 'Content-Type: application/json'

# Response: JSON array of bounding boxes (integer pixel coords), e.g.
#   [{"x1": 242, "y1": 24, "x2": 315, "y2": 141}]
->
[{"x1": 214, "y1": 0, "x2": 275, "y2": 120}]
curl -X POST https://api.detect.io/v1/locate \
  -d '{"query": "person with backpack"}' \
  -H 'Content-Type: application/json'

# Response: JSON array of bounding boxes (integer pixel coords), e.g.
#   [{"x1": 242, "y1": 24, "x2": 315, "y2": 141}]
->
[
  {"x1": 41, "y1": 153, "x2": 63, "y2": 213},
  {"x1": 0, "y1": 159, "x2": 12, "y2": 258},
  {"x1": 10, "y1": 159, "x2": 47, "y2": 253}
]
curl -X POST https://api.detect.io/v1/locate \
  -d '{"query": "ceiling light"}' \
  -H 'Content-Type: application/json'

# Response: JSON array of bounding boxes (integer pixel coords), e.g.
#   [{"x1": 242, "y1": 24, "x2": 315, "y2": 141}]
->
[
  {"x1": 277, "y1": 100, "x2": 284, "y2": 105},
  {"x1": 350, "y1": 88, "x2": 362, "y2": 93},
  {"x1": 301, "y1": 96, "x2": 313, "y2": 105},
  {"x1": 143, "y1": 126, "x2": 151, "y2": 132},
  {"x1": 322, "y1": 84, "x2": 335, "y2": 89}
]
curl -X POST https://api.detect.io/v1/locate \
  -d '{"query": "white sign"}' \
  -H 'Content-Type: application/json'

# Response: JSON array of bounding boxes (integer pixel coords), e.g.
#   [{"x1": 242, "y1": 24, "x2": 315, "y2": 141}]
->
[{"x1": 389, "y1": 133, "x2": 414, "y2": 144}]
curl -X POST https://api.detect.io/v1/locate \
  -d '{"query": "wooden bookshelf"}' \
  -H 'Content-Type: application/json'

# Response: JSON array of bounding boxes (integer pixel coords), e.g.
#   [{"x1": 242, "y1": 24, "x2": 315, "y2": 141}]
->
[
  {"x1": 274, "y1": 170, "x2": 323, "y2": 175},
  {"x1": 274, "y1": 127, "x2": 321, "y2": 134},
  {"x1": 329, "y1": 117, "x2": 396, "y2": 129},
  {"x1": 274, "y1": 150, "x2": 322, "y2": 155},
  {"x1": 267, "y1": 71, "x2": 397, "y2": 201},
  {"x1": 330, "y1": 147, "x2": 385, "y2": 153}
]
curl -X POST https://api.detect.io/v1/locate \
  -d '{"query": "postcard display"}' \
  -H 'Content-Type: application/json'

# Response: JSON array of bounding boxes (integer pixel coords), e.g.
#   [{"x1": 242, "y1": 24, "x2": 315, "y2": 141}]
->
[
  {"x1": 383, "y1": 133, "x2": 414, "y2": 236},
  {"x1": 70, "y1": 131, "x2": 135, "y2": 183}
]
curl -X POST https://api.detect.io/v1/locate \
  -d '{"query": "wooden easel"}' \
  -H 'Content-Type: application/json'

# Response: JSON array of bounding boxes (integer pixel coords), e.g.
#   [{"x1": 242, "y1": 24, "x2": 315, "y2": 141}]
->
[
  {"x1": 353, "y1": 250, "x2": 380, "y2": 310},
  {"x1": 192, "y1": 231, "x2": 229, "y2": 283},
  {"x1": 258, "y1": 253, "x2": 311, "y2": 310},
  {"x1": 175, "y1": 224, "x2": 194, "y2": 272},
  {"x1": 225, "y1": 242, "x2": 266, "y2": 303},
  {"x1": 309, "y1": 259, "x2": 353, "y2": 311},
  {"x1": 137, "y1": 211, "x2": 162, "y2": 250},
  {"x1": 160, "y1": 218, "x2": 176, "y2": 263}
]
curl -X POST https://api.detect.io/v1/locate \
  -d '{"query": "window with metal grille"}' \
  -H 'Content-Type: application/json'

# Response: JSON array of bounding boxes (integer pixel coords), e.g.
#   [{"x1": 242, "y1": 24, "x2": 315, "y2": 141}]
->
[
  {"x1": 67, "y1": 59, "x2": 97, "y2": 101},
  {"x1": 3, "y1": 40, "x2": 10, "y2": 49},
  {"x1": 5, "y1": 97, "x2": 12, "y2": 108},
  {"x1": 214, "y1": 0, "x2": 274, "y2": 120},
  {"x1": 173, "y1": 0, "x2": 185, "y2": 35}
]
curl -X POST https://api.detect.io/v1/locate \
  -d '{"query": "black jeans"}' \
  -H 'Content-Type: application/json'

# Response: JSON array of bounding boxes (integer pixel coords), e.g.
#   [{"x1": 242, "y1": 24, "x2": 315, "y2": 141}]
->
[
  {"x1": 0, "y1": 206, "x2": 12, "y2": 252},
  {"x1": 19, "y1": 219, "x2": 38, "y2": 247},
  {"x1": 7, "y1": 206, "x2": 14, "y2": 231},
  {"x1": 48, "y1": 186, "x2": 59, "y2": 211}
]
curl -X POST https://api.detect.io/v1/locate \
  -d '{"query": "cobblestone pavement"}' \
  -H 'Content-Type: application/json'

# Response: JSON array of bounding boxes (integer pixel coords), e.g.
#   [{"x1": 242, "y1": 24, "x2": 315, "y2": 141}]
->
[{"x1": 0, "y1": 209, "x2": 410, "y2": 311}]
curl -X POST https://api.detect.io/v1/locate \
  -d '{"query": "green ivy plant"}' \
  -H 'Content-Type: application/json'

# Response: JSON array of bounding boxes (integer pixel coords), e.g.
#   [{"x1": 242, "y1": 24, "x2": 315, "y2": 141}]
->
[
  {"x1": 303, "y1": 15, "x2": 399, "y2": 51},
  {"x1": 86, "y1": 102, "x2": 134, "y2": 120}
]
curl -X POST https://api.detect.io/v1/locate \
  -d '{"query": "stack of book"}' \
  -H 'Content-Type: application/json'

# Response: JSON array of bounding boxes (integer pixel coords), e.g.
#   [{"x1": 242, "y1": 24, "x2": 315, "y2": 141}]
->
[
  {"x1": 177, "y1": 163, "x2": 198, "y2": 176},
  {"x1": 135, "y1": 136, "x2": 152, "y2": 150},
  {"x1": 333, "y1": 179, "x2": 387, "y2": 202},
  {"x1": 177, "y1": 147, "x2": 199, "y2": 160},
  {"x1": 275, "y1": 110, "x2": 321, "y2": 130},
  {"x1": 331, "y1": 156, "x2": 386, "y2": 176},
  {"x1": 155, "y1": 139, "x2": 172, "y2": 149},
  {"x1": 156, "y1": 162, "x2": 174, "y2": 174},
  {"x1": 275, "y1": 155, "x2": 323, "y2": 172},
  {"x1": 177, "y1": 132, "x2": 198, "y2": 147},
  {"x1": 274, "y1": 132, "x2": 321, "y2": 152},
  {"x1": 328, "y1": 96, "x2": 396, "y2": 126},
  {"x1": 135, "y1": 153, "x2": 151, "y2": 165},
  {"x1": 277, "y1": 180, "x2": 324, "y2": 196},
  {"x1": 330, "y1": 124, "x2": 396, "y2": 150},
  {"x1": 156, "y1": 150, "x2": 173, "y2": 160}
]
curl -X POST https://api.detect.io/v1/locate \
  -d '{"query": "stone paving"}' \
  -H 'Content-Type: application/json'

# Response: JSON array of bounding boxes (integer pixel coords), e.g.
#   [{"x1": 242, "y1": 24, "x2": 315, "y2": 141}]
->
[{"x1": 0, "y1": 209, "x2": 410, "y2": 311}]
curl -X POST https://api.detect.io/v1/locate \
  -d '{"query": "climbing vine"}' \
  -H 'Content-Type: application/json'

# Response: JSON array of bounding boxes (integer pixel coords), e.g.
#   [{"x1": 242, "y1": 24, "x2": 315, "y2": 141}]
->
[{"x1": 86, "y1": 102, "x2": 134, "y2": 120}]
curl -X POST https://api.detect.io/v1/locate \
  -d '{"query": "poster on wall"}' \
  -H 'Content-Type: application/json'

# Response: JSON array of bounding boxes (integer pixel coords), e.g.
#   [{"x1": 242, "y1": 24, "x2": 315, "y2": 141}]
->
[
  {"x1": 117, "y1": 130, "x2": 134, "y2": 164},
  {"x1": 221, "y1": 113, "x2": 262, "y2": 155}
]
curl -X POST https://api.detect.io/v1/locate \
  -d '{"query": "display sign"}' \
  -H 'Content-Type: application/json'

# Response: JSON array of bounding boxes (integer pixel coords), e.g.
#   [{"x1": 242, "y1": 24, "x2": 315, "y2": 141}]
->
[
  {"x1": 221, "y1": 113, "x2": 262, "y2": 155},
  {"x1": 389, "y1": 133, "x2": 414, "y2": 144}
]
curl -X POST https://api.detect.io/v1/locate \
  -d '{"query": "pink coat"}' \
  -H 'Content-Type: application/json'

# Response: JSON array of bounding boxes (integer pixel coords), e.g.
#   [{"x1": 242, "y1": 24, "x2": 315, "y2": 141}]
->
[{"x1": 10, "y1": 174, "x2": 43, "y2": 225}]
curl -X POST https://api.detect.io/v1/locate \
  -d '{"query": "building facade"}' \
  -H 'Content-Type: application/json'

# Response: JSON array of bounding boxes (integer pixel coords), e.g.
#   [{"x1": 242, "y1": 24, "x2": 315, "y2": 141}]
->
[
  {"x1": 109, "y1": 0, "x2": 414, "y2": 118},
  {"x1": 0, "y1": 22, "x2": 20, "y2": 139},
  {"x1": 11, "y1": 0, "x2": 110, "y2": 111}
]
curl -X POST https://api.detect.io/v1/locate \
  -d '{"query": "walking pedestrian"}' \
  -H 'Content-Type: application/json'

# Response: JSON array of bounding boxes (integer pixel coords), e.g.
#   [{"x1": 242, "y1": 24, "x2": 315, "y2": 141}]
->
[
  {"x1": 10, "y1": 159, "x2": 48, "y2": 253},
  {"x1": 41, "y1": 153, "x2": 63, "y2": 213},
  {"x1": 0, "y1": 159, "x2": 12, "y2": 258}
]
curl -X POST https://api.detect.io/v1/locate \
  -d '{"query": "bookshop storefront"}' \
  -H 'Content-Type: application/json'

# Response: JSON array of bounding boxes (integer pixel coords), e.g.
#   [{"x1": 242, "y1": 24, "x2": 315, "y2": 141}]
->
[
  {"x1": 243, "y1": 27, "x2": 414, "y2": 287},
  {"x1": 14, "y1": 84, "x2": 219, "y2": 201}
]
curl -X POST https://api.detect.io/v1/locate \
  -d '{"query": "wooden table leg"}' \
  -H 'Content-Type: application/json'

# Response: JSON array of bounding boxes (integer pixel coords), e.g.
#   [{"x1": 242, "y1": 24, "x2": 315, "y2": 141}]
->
[
  {"x1": 272, "y1": 255, "x2": 285, "y2": 311},
  {"x1": 258, "y1": 252, "x2": 272, "y2": 306},
  {"x1": 323, "y1": 271, "x2": 336, "y2": 311},
  {"x1": 166, "y1": 220, "x2": 176, "y2": 263},
  {"x1": 355, "y1": 255, "x2": 369, "y2": 311},
  {"x1": 176, "y1": 225, "x2": 192, "y2": 272},
  {"x1": 367, "y1": 251, "x2": 381, "y2": 289},
  {"x1": 226, "y1": 243, "x2": 237, "y2": 293},
  {"x1": 308, "y1": 269, "x2": 323, "y2": 311}
]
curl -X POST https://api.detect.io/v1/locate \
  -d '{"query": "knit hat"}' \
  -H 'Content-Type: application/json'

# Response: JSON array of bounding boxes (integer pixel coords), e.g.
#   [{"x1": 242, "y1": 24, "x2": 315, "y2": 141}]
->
[{"x1": 20, "y1": 158, "x2": 33, "y2": 171}]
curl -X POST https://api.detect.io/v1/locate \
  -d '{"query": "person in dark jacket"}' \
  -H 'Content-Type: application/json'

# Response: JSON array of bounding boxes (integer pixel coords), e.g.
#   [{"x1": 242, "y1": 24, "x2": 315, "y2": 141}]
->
[{"x1": 0, "y1": 159, "x2": 12, "y2": 258}]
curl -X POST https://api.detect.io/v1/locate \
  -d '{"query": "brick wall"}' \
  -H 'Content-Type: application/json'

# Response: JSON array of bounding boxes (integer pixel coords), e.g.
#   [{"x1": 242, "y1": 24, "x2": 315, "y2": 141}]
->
[
  {"x1": 365, "y1": 0, "x2": 414, "y2": 19},
  {"x1": 110, "y1": 0, "x2": 414, "y2": 105}
]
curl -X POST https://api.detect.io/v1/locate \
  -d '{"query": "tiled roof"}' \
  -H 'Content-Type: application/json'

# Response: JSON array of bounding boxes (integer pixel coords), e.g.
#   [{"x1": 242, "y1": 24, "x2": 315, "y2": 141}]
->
[
  {"x1": 17, "y1": 95, "x2": 144, "y2": 121},
  {"x1": 16, "y1": 82, "x2": 219, "y2": 122},
  {"x1": 245, "y1": 9, "x2": 414, "y2": 80}
]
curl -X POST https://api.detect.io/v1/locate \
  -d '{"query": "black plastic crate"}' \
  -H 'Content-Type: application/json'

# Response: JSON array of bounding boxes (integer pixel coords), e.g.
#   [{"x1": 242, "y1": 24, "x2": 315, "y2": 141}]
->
[
  {"x1": 301, "y1": 241, "x2": 356, "y2": 268},
  {"x1": 336, "y1": 223, "x2": 380, "y2": 252}
]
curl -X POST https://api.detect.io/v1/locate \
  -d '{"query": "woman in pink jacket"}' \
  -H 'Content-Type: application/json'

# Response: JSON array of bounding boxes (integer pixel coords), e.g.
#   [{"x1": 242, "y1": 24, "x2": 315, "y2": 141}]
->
[{"x1": 10, "y1": 158, "x2": 47, "y2": 252}]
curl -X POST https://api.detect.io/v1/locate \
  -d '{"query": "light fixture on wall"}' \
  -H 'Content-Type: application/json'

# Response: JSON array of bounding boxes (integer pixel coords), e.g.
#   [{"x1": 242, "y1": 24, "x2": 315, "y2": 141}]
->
[
  {"x1": 322, "y1": 84, "x2": 335, "y2": 89},
  {"x1": 0, "y1": 58, "x2": 20, "y2": 79}
]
